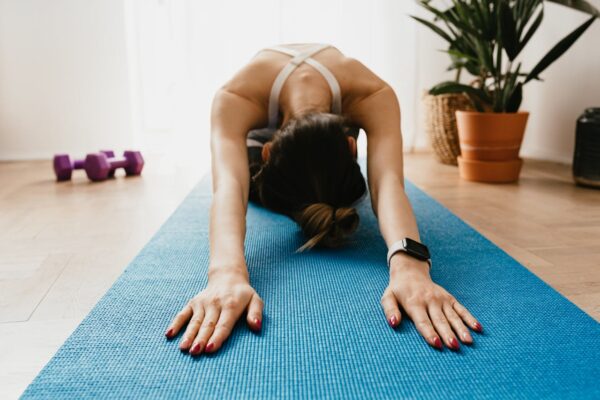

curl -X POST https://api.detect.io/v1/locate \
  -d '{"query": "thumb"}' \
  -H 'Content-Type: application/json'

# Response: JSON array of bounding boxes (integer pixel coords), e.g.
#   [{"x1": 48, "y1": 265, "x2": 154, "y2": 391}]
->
[{"x1": 246, "y1": 293, "x2": 264, "y2": 331}]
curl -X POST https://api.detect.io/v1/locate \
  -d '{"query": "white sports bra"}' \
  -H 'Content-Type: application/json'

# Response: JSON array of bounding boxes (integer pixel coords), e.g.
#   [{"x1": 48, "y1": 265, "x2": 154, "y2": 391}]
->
[{"x1": 246, "y1": 43, "x2": 357, "y2": 149}]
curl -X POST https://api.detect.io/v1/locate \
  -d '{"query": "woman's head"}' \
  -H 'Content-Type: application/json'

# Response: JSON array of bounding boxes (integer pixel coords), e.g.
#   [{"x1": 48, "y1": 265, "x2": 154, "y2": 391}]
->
[{"x1": 249, "y1": 112, "x2": 367, "y2": 252}]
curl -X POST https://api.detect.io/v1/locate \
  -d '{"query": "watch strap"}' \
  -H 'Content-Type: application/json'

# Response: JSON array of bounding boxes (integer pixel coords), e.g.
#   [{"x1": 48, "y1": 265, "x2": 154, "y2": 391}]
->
[{"x1": 386, "y1": 239, "x2": 432, "y2": 269}]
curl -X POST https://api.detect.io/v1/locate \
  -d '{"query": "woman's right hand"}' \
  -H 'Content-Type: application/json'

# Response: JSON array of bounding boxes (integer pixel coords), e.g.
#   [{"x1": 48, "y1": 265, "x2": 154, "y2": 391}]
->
[{"x1": 164, "y1": 268, "x2": 264, "y2": 356}]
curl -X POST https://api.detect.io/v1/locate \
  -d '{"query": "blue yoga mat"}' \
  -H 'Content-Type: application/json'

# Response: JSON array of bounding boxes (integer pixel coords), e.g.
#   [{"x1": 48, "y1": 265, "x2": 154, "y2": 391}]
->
[{"x1": 22, "y1": 160, "x2": 599, "y2": 399}]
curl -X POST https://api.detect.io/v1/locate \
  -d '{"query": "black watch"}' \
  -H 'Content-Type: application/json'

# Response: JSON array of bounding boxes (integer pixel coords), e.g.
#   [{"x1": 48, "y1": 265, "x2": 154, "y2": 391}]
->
[{"x1": 386, "y1": 238, "x2": 431, "y2": 268}]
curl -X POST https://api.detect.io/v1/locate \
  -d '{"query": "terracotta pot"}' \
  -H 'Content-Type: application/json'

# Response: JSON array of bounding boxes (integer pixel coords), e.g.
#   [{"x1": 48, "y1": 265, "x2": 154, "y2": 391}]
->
[
  {"x1": 455, "y1": 111, "x2": 529, "y2": 183},
  {"x1": 457, "y1": 157, "x2": 523, "y2": 183}
]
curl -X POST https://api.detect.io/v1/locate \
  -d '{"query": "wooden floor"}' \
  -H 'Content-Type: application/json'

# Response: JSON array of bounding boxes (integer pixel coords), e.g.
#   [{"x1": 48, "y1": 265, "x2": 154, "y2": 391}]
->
[{"x1": 1, "y1": 152, "x2": 599, "y2": 399}]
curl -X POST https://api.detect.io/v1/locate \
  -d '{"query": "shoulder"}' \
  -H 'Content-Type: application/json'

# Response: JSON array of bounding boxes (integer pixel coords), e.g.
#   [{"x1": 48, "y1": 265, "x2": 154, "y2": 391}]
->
[
  {"x1": 219, "y1": 56, "x2": 280, "y2": 107},
  {"x1": 339, "y1": 58, "x2": 397, "y2": 127},
  {"x1": 342, "y1": 57, "x2": 394, "y2": 99}
]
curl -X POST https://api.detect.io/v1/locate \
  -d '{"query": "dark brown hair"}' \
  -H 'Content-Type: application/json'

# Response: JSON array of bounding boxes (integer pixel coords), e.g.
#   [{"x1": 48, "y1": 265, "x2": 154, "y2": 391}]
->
[{"x1": 249, "y1": 112, "x2": 367, "y2": 252}]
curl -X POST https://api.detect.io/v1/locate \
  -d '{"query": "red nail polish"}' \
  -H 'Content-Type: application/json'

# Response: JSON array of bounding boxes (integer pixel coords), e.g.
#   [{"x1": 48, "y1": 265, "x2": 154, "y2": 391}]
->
[
  {"x1": 205, "y1": 342, "x2": 214, "y2": 352},
  {"x1": 449, "y1": 337, "x2": 460, "y2": 350},
  {"x1": 179, "y1": 339, "x2": 190, "y2": 349},
  {"x1": 432, "y1": 337, "x2": 442, "y2": 349},
  {"x1": 389, "y1": 315, "x2": 397, "y2": 327},
  {"x1": 190, "y1": 343, "x2": 201, "y2": 354},
  {"x1": 165, "y1": 328, "x2": 174, "y2": 338},
  {"x1": 474, "y1": 322, "x2": 483, "y2": 332},
  {"x1": 255, "y1": 318, "x2": 262, "y2": 330}
]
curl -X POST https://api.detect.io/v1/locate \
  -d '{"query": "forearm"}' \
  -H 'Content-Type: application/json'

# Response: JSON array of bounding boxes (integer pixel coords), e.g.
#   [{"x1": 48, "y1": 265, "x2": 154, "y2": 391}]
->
[
  {"x1": 208, "y1": 184, "x2": 249, "y2": 280},
  {"x1": 373, "y1": 174, "x2": 420, "y2": 245},
  {"x1": 372, "y1": 174, "x2": 430, "y2": 276},
  {"x1": 207, "y1": 87, "x2": 264, "y2": 281}
]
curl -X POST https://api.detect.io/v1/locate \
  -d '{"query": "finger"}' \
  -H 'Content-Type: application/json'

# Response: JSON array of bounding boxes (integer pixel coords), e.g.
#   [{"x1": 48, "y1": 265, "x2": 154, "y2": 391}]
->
[
  {"x1": 380, "y1": 289, "x2": 402, "y2": 328},
  {"x1": 204, "y1": 306, "x2": 242, "y2": 353},
  {"x1": 179, "y1": 306, "x2": 205, "y2": 351},
  {"x1": 453, "y1": 301, "x2": 483, "y2": 332},
  {"x1": 165, "y1": 303, "x2": 193, "y2": 339},
  {"x1": 246, "y1": 294, "x2": 264, "y2": 332},
  {"x1": 404, "y1": 303, "x2": 442, "y2": 349},
  {"x1": 443, "y1": 302, "x2": 472, "y2": 344},
  {"x1": 428, "y1": 302, "x2": 460, "y2": 350},
  {"x1": 193, "y1": 306, "x2": 221, "y2": 354}
]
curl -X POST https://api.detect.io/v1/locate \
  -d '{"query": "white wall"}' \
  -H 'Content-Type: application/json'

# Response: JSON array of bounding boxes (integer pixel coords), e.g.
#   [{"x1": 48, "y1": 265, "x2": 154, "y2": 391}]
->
[
  {"x1": 414, "y1": 1, "x2": 600, "y2": 163},
  {"x1": 0, "y1": 0, "x2": 133, "y2": 160}
]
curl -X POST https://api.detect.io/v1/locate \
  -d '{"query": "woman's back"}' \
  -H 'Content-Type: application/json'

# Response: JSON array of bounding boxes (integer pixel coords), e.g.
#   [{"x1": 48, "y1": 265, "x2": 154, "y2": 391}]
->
[{"x1": 219, "y1": 42, "x2": 387, "y2": 131}]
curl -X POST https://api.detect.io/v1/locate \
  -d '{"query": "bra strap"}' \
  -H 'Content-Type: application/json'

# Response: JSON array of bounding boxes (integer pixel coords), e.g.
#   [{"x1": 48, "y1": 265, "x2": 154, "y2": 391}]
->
[{"x1": 264, "y1": 44, "x2": 342, "y2": 129}]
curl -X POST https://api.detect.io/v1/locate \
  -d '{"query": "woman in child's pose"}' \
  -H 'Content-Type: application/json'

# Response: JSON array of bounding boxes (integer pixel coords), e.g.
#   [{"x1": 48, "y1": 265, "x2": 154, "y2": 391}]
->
[{"x1": 164, "y1": 43, "x2": 483, "y2": 356}]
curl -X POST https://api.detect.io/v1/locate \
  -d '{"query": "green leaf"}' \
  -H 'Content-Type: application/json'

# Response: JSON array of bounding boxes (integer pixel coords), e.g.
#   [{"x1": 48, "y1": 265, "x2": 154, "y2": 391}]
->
[
  {"x1": 547, "y1": 0, "x2": 600, "y2": 17},
  {"x1": 499, "y1": 1, "x2": 519, "y2": 61},
  {"x1": 474, "y1": 39, "x2": 495, "y2": 74},
  {"x1": 410, "y1": 16, "x2": 454, "y2": 44},
  {"x1": 501, "y1": 64, "x2": 522, "y2": 111},
  {"x1": 517, "y1": 0, "x2": 542, "y2": 36},
  {"x1": 505, "y1": 82, "x2": 523, "y2": 112},
  {"x1": 419, "y1": 2, "x2": 461, "y2": 38},
  {"x1": 518, "y1": 5, "x2": 544, "y2": 54},
  {"x1": 464, "y1": 60, "x2": 481, "y2": 77},
  {"x1": 443, "y1": 48, "x2": 478, "y2": 63},
  {"x1": 429, "y1": 81, "x2": 492, "y2": 104},
  {"x1": 443, "y1": 2, "x2": 481, "y2": 37},
  {"x1": 525, "y1": 15, "x2": 596, "y2": 83},
  {"x1": 429, "y1": 81, "x2": 490, "y2": 112}
]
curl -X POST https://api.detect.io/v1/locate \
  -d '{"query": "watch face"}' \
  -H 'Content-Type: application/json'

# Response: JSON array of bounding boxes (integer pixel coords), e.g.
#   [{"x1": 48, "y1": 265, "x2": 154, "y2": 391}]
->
[{"x1": 404, "y1": 238, "x2": 430, "y2": 260}]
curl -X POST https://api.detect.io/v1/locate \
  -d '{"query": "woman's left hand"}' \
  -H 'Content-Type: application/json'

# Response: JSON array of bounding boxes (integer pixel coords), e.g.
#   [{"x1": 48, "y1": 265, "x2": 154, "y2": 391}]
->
[{"x1": 380, "y1": 253, "x2": 483, "y2": 350}]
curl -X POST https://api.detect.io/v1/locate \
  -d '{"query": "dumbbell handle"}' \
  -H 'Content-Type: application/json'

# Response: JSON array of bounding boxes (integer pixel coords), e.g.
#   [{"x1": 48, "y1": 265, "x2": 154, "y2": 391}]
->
[
  {"x1": 73, "y1": 159, "x2": 85, "y2": 169},
  {"x1": 108, "y1": 157, "x2": 128, "y2": 169}
]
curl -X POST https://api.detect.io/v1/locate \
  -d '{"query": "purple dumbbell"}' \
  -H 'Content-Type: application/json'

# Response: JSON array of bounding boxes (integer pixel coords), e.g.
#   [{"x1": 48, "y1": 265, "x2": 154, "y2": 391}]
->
[
  {"x1": 84, "y1": 151, "x2": 144, "y2": 182},
  {"x1": 53, "y1": 150, "x2": 114, "y2": 181}
]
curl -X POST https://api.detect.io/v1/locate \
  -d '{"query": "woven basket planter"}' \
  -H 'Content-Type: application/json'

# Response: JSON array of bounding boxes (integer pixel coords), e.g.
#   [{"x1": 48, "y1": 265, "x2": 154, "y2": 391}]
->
[{"x1": 423, "y1": 92, "x2": 474, "y2": 165}]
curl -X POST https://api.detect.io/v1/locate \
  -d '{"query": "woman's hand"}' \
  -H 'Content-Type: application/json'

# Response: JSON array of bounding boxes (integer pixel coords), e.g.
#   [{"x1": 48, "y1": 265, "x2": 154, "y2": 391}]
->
[
  {"x1": 380, "y1": 253, "x2": 483, "y2": 350},
  {"x1": 164, "y1": 268, "x2": 264, "y2": 356}
]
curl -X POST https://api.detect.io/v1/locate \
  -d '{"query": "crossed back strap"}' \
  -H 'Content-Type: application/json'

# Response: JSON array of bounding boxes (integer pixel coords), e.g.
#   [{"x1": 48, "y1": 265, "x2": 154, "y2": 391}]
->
[{"x1": 263, "y1": 43, "x2": 343, "y2": 129}]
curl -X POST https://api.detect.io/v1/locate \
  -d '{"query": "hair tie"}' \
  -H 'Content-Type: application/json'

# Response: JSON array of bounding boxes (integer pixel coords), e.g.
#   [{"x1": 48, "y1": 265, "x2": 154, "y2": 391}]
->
[{"x1": 331, "y1": 207, "x2": 337, "y2": 224}]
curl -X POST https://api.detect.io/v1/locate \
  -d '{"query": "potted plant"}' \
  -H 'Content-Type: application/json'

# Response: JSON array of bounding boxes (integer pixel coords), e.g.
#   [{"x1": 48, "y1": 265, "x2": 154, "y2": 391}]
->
[{"x1": 413, "y1": 0, "x2": 598, "y2": 182}]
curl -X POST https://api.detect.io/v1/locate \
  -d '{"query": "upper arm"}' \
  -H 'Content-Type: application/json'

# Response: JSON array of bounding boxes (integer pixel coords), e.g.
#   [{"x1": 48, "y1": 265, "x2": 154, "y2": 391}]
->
[
  {"x1": 347, "y1": 84, "x2": 404, "y2": 211},
  {"x1": 210, "y1": 88, "x2": 265, "y2": 207}
]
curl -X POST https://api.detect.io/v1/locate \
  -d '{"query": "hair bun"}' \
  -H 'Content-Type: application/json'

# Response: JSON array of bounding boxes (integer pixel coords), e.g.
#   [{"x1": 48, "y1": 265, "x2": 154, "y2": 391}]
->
[{"x1": 294, "y1": 202, "x2": 360, "y2": 252}]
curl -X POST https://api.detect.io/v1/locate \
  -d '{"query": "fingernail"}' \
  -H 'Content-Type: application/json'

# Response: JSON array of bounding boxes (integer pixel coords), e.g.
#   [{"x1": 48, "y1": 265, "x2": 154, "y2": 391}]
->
[
  {"x1": 449, "y1": 337, "x2": 460, "y2": 350},
  {"x1": 255, "y1": 318, "x2": 262, "y2": 330},
  {"x1": 473, "y1": 322, "x2": 483, "y2": 332},
  {"x1": 461, "y1": 332, "x2": 471, "y2": 342},
  {"x1": 389, "y1": 315, "x2": 397, "y2": 327},
  {"x1": 165, "y1": 328, "x2": 174, "y2": 338},
  {"x1": 432, "y1": 336, "x2": 442, "y2": 349},
  {"x1": 205, "y1": 342, "x2": 214, "y2": 352},
  {"x1": 180, "y1": 339, "x2": 190, "y2": 349},
  {"x1": 190, "y1": 343, "x2": 202, "y2": 355}
]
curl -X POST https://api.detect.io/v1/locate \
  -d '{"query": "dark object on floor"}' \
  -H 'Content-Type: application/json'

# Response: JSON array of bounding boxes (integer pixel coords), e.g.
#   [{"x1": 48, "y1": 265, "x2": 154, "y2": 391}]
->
[{"x1": 573, "y1": 107, "x2": 600, "y2": 188}]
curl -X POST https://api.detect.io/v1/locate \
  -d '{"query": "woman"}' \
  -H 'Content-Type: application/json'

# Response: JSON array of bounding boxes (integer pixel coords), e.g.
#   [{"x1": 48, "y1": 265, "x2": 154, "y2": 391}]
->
[{"x1": 164, "y1": 43, "x2": 483, "y2": 356}]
